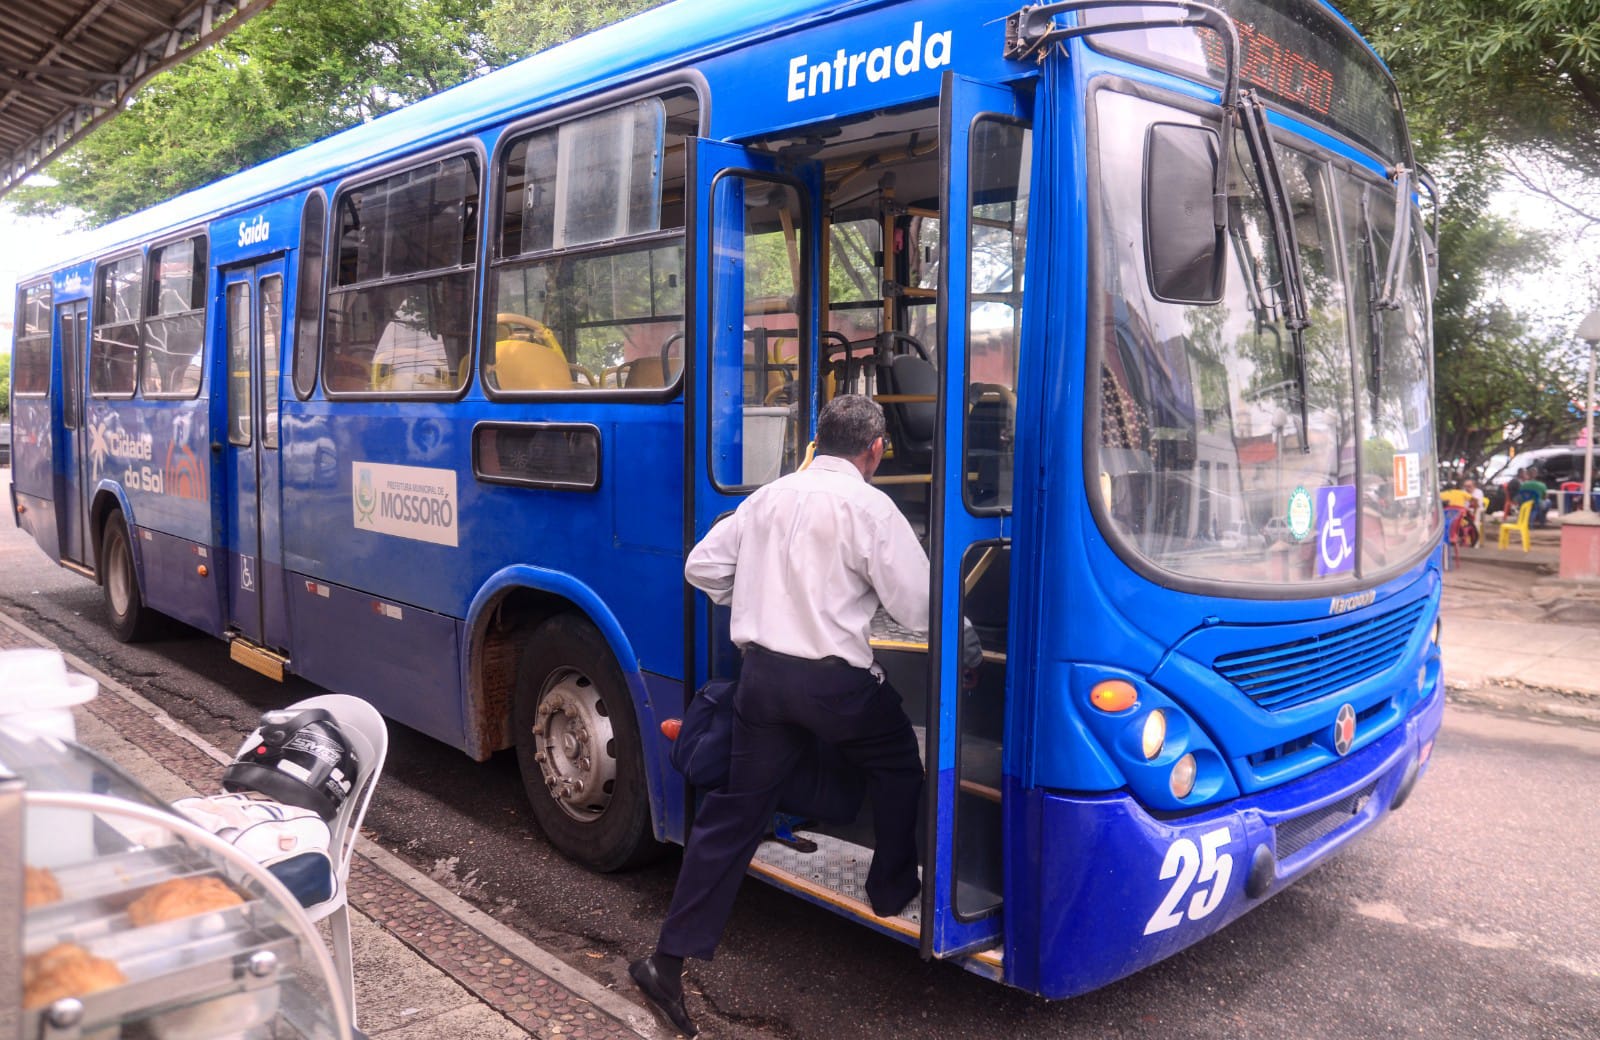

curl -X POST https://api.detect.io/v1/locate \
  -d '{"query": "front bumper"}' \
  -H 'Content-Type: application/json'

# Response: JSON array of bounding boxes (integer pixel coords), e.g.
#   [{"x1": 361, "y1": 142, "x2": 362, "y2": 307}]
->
[{"x1": 1004, "y1": 681, "x2": 1445, "y2": 999}]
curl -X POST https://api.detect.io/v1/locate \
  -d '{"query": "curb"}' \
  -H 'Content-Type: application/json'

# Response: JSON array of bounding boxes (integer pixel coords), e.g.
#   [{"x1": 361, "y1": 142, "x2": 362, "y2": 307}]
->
[
  {"x1": 0, "y1": 609, "x2": 660, "y2": 1040},
  {"x1": 1445, "y1": 681, "x2": 1600, "y2": 728}
]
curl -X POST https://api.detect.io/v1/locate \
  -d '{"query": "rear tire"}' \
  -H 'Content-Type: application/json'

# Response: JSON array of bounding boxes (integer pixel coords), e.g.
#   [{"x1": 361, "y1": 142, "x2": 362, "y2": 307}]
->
[
  {"x1": 513, "y1": 614, "x2": 662, "y2": 872},
  {"x1": 100, "y1": 512, "x2": 162, "y2": 642}
]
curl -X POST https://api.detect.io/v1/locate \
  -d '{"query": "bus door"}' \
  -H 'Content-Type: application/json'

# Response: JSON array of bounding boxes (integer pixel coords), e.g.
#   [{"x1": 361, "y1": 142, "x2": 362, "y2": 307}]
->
[
  {"x1": 921, "y1": 74, "x2": 1032, "y2": 959},
  {"x1": 684, "y1": 139, "x2": 822, "y2": 689},
  {"x1": 220, "y1": 259, "x2": 288, "y2": 652},
  {"x1": 55, "y1": 300, "x2": 91, "y2": 567}
]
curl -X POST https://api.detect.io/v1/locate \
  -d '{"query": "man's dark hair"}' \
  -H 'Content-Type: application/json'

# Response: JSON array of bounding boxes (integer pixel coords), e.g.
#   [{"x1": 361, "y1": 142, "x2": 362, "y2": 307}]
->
[{"x1": 816, "y1": 394, "x2": 887, "y2": 458}]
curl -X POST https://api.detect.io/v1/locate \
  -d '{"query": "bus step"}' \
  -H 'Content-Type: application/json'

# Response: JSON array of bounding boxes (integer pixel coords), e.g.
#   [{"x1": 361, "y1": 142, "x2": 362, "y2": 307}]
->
[
  {"x1": 229, "y1": 637, "x2": 288, "y2": 682},
  {"x1": 61, "y1": 559, "x2": 95, "y2": 580},
  {"x1": 750, "y1": 830, "x2": 920, "y2": 940}
]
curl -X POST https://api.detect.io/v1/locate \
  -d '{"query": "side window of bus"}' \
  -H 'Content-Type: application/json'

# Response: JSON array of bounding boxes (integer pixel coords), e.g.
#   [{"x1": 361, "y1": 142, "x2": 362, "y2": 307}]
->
[
  {"x1": 293, "y1": 192, "x2": 326, "y2": 399},
  {"x1": 12, "y1": 283, "x2": 53, "y2": 396},
  {"x1": 486, "y1": 90, "x2": 698, "y2": 394},
  {"x1": 325, "y1": 155, "x2": 480, "y2": 395},
  {"x1": 93, "y1": 253, "x2": 143, "y2": 397},
  {"x1": 142, "y1": 236, "x2": 207, "y2": 398}
]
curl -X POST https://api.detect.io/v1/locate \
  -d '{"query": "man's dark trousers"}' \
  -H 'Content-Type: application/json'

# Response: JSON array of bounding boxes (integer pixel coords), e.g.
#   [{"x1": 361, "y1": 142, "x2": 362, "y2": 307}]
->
[{"x1": 657, "y1": 645, "x2": 924, "y2": 960}]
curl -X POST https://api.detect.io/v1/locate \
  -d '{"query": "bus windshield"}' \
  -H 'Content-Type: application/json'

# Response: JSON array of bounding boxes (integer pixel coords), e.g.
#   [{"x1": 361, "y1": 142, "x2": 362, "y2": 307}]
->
[{"x1": 1091, "y1": 88, "x2": 1437, "y2": 589}]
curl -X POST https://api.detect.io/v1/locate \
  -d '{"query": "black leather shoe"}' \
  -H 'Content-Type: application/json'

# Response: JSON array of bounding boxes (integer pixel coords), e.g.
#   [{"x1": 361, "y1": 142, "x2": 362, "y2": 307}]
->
[
  {"x1": 868, "y1": 878, "x2": 921, "y2": 918},
  {"x1": 629, "y1": 957, "x2": 698, "y2": 1037}
]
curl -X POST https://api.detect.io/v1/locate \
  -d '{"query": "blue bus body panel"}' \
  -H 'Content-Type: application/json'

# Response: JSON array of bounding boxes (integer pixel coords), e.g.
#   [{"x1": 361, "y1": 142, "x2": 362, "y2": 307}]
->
[
  {"x1": 289, "y1": 571, "x2": 467, "y2": 747},
  {"x1": 10, "y1": 399, "x2": 55, "y2": 522},
  {"x1": 1005, "y1": 681, "x2": 1443, "y2": 999},
  {"x1": 135, "y1": 526, "x2": 227, "y2": 634}
]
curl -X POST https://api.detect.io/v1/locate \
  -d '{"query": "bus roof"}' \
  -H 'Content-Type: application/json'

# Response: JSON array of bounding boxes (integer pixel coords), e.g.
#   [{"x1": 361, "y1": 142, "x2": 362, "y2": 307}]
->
[{"x1": 25, "y1": 0, "x2": 877, "y2": 277}]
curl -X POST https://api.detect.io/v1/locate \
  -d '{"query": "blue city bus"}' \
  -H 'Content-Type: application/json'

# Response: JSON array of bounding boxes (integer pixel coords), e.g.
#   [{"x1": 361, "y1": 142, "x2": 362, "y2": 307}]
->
[{"x1": 8, "y1": 0, "x2": 1444, "y2": 998}]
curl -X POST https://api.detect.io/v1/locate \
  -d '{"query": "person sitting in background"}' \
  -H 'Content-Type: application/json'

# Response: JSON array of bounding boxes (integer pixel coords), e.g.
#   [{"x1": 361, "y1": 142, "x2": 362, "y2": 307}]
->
[
  {"x1": 1464, "y1": 479, "x2": 1486, "y2": 525},
  {"x1": 1516, "y1": 469, "x2": 1550, "y2": 527},
  {"x1": 1439, "y1": 484, "x2": 1479, "y2": 548}
]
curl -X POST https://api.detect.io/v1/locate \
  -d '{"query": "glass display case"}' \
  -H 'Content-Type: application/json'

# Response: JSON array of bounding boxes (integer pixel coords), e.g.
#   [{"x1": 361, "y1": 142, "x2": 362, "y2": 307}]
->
[{"x1": 2, "y1": 725, "x2": 352, "y2": 1040}]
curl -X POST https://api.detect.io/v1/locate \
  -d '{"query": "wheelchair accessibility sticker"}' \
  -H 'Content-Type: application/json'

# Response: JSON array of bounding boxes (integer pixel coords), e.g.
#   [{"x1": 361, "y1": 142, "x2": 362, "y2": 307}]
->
[{"x1": 1316, "y1": 485, "x2": 1357, "y2": 576}]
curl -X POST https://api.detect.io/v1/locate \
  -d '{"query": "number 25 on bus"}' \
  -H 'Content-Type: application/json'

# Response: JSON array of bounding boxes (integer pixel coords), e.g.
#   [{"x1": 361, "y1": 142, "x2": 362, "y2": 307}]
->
[{"x1": 9, "y1": 0, "x2": 1444, "y2": 999}]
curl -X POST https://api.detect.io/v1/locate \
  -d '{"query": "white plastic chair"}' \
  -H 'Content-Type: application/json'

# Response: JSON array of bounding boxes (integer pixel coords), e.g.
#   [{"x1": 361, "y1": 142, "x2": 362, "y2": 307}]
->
[{"x1": 235, "y1": 694, "x2": 388, "y2": 1026}]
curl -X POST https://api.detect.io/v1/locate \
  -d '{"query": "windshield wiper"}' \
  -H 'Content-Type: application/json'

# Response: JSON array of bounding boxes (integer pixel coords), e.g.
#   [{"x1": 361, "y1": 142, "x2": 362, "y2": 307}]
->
[
  {"x1": 1359, "y1": 190, "x2": 1384, "y2": 414},
  {"x1": 1237, "y1": 90, "x2": 1310, "y2": 451},
  {"x1": 1376, "y1": 165, "x2": 1413, "y2": 311}
]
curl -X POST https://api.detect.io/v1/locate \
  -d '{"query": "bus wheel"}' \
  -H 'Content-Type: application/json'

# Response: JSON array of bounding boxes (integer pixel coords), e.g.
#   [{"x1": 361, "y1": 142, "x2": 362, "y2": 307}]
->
[
  {"x1": 513, "y1": 614, "x2": 660, "y2": 872},
  {"x1": 100, "y1": 512, "x2": 161, "y2": 642}
]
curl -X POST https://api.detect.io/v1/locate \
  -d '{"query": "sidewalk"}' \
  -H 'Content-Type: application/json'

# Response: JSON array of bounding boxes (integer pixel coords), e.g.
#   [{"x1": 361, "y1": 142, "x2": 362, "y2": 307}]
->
[
  {"x1": 1441, "y1": 520, "x2": 1600, "y2": 724},
  {"x1": 0, "y1": 610, "x2": 662, "y2": 1040}
]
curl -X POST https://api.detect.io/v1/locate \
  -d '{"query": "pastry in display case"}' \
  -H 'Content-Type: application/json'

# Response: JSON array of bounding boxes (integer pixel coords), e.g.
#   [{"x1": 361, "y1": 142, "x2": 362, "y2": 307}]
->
[{"x1": 1, "y1": 723, "x2": 355, "y2": 1040}]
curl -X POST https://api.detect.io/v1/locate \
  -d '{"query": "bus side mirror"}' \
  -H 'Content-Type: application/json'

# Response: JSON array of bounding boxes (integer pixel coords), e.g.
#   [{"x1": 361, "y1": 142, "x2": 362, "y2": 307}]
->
[{"x1": 1144, "y1": 123, "x2": 1225, "y2": 305}]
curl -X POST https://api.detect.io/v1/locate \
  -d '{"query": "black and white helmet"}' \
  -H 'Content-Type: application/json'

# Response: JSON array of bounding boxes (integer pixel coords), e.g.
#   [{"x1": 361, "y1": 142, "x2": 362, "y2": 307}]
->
[{"x1": 223, "y1": 708, "x2": 360, "y2": 821}]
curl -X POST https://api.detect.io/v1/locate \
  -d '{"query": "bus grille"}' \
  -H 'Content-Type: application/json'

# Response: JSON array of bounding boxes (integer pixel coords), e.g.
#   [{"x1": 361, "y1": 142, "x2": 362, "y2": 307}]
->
[
  {"x1": 1274, "y1": 783, "x2": 1376, "y2": 860},
  {"x1": 1213, "y1": 602, "x2": 1427, "y2": 711}
]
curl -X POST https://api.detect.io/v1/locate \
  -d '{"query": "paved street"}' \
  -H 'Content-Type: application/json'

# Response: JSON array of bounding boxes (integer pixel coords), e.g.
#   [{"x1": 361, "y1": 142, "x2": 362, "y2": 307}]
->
[{"x1": 3, "y1": 468, "x2": 1598, "y2": 1038}]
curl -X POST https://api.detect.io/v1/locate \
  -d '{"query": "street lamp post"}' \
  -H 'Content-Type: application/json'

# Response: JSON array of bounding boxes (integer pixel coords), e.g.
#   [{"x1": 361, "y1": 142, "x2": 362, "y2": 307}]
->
[
  {"x1": 1557, "y1": 308, "x2": 1600, "y2": 579},
  {"x1": 1579, "y1": 308, "x2": 1600, "y2": 514}
]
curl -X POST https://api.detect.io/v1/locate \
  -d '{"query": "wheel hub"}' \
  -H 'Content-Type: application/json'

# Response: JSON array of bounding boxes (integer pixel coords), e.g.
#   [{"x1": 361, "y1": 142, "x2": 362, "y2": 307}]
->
[{"x1": 531, "y1": 670, "x2": 617, "y2": 822}]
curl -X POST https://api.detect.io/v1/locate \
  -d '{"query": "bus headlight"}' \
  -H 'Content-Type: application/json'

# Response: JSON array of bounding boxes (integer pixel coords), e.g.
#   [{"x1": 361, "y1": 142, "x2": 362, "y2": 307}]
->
[
  {"x1": 1170, "y1": 754, "x2": 1197, "y2": 798},
  {"x1": 1141, "y1": 710, "x2": 1167, "y2": 760}
]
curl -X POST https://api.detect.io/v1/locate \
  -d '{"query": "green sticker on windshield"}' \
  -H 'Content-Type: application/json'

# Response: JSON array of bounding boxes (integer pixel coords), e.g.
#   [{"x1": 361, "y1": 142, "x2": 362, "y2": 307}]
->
[{"x1": 1287, "y1": 486, "x2": 1313, "y2": 542}]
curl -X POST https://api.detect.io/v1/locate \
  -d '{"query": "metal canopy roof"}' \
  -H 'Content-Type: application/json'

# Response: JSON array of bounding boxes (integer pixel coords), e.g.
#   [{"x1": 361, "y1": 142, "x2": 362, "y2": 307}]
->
[{"x1": 0, "y1": 0, "x2": 281, "y2": 201}]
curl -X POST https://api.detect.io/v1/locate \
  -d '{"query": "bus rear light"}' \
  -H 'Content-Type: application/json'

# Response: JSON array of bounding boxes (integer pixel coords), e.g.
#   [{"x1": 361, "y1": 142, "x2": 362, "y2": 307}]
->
[
  {"x1": 1090, "y1": 680, "x2": 1138, "y2": 713},
  {"x1": 197, "y1": 565, "x2": 209, "y2": 578},
  {"x1": 1141, "y1": 710, "x2": 1166, "y2": 760},
  {"x1": 1169, "y1": 754, "x2": 1197, "y2": 798}
]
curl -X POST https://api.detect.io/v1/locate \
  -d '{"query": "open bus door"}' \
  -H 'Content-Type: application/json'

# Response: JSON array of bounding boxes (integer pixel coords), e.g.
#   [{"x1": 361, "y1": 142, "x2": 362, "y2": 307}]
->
[
  {"x1": 54, "y1": 300, "x2": 91, "y2": 569},
  {"x1": 220, "y1": 260, "x2": 291, "y2": 673},
  {"x1": 683, "y1": 138, "x2": 821, "y2": 694},
  {"x1": 920, "y1": 73, "x2": 1032, "y2": 960}
]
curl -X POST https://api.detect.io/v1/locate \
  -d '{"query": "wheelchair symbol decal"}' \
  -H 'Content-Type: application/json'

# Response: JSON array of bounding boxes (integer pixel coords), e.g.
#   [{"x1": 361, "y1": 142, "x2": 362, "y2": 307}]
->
[{"x1": 1316, "y1": 485, "x2": 1357, "y2": 576}]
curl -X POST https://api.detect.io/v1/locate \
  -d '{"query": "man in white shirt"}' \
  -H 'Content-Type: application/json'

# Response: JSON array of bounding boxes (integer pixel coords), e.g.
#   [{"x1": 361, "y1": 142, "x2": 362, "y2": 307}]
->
[{"x1": 631, "y1": 395, "x2": 931, "y2": 1037}]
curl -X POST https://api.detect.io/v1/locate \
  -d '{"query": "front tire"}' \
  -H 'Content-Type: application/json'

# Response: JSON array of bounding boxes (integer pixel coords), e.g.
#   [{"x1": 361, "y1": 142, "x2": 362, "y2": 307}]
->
[
  {"x1": 100, "y1": 512, "x2": 162, "y2": 642},
  {"x1": 513, "y1": 614, "x2": 661, "y2": 872}
]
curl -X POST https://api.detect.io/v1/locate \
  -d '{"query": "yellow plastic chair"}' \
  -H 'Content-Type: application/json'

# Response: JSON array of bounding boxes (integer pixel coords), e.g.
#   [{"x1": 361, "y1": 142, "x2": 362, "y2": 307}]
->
[{"x1": 1497, "y1": 499, "x2": 1533, "y2": 552}]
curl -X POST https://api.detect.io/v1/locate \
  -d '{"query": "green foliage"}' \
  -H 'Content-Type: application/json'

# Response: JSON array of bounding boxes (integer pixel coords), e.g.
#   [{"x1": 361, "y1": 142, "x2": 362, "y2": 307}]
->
[
  {"x1": 1339, "y1": 0, "x2": 1600, "y2": 179},
  {"x1": 0, "y1": 352, "x2": 10, "y2": 420},
  {"x1": 1338, "y1": 2, "x2": 1600, "y2": 468},
  {"x1": 481, "y1": 0, "x2": 662, "y2": 59},
  {"x1": 13, "y1": 0, "x2": 500, "y2": 226}
]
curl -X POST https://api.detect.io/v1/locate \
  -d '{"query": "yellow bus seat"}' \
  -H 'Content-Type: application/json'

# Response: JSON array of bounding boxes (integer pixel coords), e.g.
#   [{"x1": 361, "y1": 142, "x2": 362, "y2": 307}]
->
[{"x1": 495, "y1": 337, "x2": 574, "y2": 390}]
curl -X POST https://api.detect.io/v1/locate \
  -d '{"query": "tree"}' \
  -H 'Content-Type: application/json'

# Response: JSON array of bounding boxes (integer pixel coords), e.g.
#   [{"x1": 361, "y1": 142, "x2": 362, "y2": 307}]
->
[
  {"x1": 1340, "y1": 0, "x2": 1600, "y2": 227},
  {"x1": 0, "y1": 352, "x2": 10, "y2": 421},
  {"x1": 11, "y1": 0, "x2": 501, "y2": 226},
  {"x1": 1427, "y1": 157, "x2": 1586, "y2": 471},
  {"x1": 481, "y1": 0, "x2": 662, "y2": 59}
]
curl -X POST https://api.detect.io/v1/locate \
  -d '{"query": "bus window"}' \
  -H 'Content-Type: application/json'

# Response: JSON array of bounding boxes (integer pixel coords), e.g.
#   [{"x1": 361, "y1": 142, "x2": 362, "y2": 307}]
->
[
  {"x1": 261, "y1": 275, "x2": 283, "y2": 448},
  {"x1": 486, "y1": 90, "x2": 698, "y2": 394},
  {"x1": 12, "y1": 283, "x2": 52, "y2": 396},
  {"x1": 293, "y1": 192, "x2": 326, "y2": 399},
  {"x1": 325, "y1": 155, "x2": 480, "y2": 395},
  {"x1": 227, "y1": 282, "x2": 252, "y2": 445},
  {"x1": 826, "y1": 217, "x2": 883, "y2": 394},
  {"x1": 93, "y1": 253, "x2": 143, "y2": 397},
  {"x1": 964, "y1": 119, "x2": 1031, "y2": 513},
  {"x1": 142, "y1": 236, "x2": 207, "y2": 398}
]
